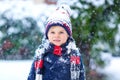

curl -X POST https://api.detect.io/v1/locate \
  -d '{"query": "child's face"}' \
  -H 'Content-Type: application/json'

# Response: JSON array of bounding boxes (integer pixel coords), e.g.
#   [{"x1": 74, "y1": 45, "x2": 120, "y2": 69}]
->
[{"x1": 47, "y1": 26, "x2": 69, "y2": 46}]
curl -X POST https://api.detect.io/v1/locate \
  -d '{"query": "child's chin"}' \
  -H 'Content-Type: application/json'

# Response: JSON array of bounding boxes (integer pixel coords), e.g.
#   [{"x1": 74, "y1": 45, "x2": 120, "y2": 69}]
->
[{"x1": 54, "y1": 43, "x2": 62, "y2": 46}]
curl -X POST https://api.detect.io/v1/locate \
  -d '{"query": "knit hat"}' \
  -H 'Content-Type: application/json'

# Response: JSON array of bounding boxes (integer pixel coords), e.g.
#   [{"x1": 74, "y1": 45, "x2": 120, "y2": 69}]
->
[{"x1": 45, "y1": 4, "x2": 72, "y2": 38}]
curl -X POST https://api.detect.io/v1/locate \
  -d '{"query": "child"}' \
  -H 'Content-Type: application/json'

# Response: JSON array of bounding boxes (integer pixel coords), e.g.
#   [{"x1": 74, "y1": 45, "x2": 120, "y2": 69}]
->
[{"x1": 27, "y1": 4, "x2": 85, "y2": 80}]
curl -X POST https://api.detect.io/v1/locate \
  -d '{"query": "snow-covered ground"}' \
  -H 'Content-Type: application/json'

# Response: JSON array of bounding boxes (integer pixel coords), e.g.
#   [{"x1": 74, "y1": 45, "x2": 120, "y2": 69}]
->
[
  {"x1": 0, "y1": 60, "x2": 32, "y2": 80},
  {"x1": 101, "y1": 57, "x2": 120, "y2": 80}
]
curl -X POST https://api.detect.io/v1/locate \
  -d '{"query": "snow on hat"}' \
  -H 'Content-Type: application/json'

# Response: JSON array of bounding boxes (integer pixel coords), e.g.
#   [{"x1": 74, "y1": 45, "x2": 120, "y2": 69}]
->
[{"x1": 45, "y1": 4, "x2": 72, "y2": 38}]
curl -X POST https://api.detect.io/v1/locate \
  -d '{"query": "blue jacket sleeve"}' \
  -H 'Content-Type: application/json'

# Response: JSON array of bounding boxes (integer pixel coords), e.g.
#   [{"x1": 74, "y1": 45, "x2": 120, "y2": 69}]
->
[
  {"x1": 27, "y1": 61, "x2": 36, "y2": 80},
  {"x1": 80, "y1": 57, "x2": 86, "y2": 80}
]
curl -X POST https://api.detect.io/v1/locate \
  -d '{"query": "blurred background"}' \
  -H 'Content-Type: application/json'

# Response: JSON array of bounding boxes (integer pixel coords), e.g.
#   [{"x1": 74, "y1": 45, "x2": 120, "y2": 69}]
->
[{"x1": 0, "y1": 0, "x2": 120, "y2": 80}]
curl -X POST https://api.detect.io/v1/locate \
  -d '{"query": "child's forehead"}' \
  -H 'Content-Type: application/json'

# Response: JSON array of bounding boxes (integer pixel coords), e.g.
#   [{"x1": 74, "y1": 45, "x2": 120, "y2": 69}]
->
[
  {"x1": 50, "y1": 25, "x2": 64, "y2": 29},
  {"x1": 49, "y1": 26, "x2": 66, "y2": 31}
]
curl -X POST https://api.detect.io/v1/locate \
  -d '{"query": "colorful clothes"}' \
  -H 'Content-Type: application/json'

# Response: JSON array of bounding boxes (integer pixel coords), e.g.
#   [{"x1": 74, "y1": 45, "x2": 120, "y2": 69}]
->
[{"x1": 27, "y1": 37, "x2": 85, "y2": 80}]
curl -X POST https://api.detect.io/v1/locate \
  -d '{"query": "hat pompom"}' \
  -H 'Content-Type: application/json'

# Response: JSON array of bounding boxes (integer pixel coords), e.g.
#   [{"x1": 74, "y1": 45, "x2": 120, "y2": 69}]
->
[{"x1": 57, "y1": 4, "x2": 72, "y2": 16}]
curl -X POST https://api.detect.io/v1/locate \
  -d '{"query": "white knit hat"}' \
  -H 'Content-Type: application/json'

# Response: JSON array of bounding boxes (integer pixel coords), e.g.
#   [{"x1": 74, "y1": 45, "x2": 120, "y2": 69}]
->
[{"x1": 45, "y1": 4, "x2": 72, "y2": 38}]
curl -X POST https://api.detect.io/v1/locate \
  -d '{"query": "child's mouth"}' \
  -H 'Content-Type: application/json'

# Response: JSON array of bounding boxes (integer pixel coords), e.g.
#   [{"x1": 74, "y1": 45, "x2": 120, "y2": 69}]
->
[{"x1": 53, "y1": 40, "x2": 60, "y2": 42}]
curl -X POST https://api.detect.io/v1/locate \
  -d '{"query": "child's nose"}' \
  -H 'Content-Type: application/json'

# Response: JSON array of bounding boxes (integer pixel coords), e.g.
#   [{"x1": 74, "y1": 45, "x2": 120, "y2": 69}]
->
[{"x1": 54, "y1": 33, "x2": 59, "y2": 37}]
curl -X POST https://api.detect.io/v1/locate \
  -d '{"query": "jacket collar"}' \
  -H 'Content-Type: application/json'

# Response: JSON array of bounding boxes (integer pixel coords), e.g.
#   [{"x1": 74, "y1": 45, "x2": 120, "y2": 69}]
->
[{"x1": 45, "y1": 42, "x2": 69, "y2": 56}]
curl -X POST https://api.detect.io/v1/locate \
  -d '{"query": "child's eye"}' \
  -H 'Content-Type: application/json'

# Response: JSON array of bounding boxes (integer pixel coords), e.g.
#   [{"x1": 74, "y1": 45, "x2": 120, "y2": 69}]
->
[
  {"x1": 51, "y1": 31, "x2": 55, "y2": 34},
  {"x1": 59, "y1": 31, "x2": 64, "y2": 34}
]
